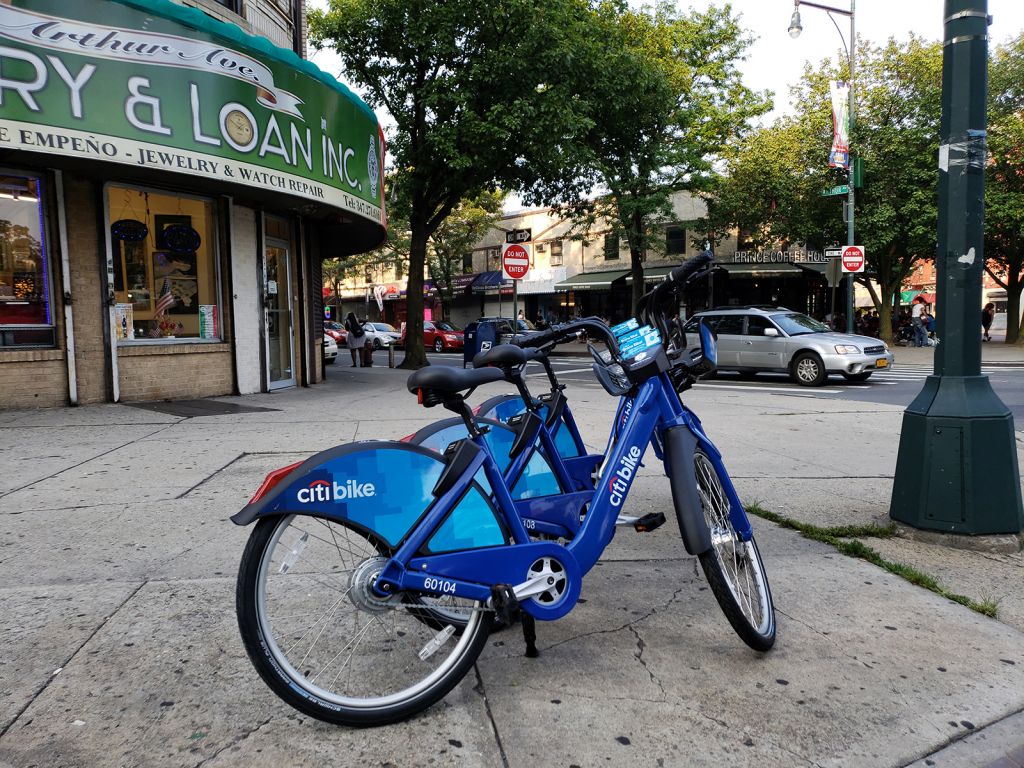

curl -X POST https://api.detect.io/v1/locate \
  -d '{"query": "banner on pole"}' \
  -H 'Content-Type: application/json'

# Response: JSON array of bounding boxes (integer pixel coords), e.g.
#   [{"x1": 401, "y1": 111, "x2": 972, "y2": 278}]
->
[{"x1": 829, "y1": 80, "x2": 851, "y2": 169}]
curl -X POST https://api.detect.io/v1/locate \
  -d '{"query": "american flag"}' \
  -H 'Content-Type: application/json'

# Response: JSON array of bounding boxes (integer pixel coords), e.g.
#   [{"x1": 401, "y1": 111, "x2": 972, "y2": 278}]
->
[{"x1": 155, "y1": 277, "x2": 176, "y2": 315}]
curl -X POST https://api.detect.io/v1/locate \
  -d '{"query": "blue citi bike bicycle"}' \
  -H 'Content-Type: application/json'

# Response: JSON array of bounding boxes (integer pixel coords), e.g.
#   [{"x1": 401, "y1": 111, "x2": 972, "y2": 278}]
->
[{"x1": 232, "y1": 252, "x2": 776, "y2": 726}]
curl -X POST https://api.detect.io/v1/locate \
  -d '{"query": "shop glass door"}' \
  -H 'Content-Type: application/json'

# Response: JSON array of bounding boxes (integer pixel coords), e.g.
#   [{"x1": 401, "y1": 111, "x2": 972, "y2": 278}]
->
[{"x1": 265, "y1": 243, "x2": 294, "y2": 389}]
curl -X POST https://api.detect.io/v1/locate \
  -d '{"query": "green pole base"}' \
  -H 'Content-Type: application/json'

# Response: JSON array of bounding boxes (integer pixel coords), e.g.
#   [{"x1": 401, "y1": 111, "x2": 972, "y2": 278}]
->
[{"x1": 890, "y1": 376, "x2": 1024, "y2": 535}]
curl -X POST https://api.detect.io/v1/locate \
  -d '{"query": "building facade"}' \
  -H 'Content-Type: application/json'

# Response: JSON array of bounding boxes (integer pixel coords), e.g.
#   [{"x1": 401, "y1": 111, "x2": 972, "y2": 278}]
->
[{"x1": 0, "y1": 0, "x2": 385, "y2": 408}]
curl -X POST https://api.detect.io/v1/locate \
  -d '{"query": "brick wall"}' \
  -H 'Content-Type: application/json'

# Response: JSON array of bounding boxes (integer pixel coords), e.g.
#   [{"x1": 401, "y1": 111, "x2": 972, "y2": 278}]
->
[
  {"x1": 117, "y1": 343, "x2": 233, "y2": 401},
  {"x1": 0, "y1": 351, "x2": 69, "y2": 408}
]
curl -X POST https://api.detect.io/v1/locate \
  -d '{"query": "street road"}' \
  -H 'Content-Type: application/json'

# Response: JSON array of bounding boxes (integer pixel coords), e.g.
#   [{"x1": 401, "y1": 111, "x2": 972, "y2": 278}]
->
[{"x1": 415, "y1": 350, "x2": 1024, "y2": 420}]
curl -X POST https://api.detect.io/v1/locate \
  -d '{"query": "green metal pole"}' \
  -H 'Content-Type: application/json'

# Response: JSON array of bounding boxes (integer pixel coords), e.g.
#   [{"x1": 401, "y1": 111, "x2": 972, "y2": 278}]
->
[
  {"x1": 845, "y1": 0, "x2": 855, "y2": 335},
  {"x1": 889, "y1": 0, "x2": 1023, "y2": 535}
]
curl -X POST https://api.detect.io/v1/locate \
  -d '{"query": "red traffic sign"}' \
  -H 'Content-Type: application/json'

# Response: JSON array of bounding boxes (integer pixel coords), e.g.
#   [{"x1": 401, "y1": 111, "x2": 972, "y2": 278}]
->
[
  {"x1": 501, "y1": 243, "x2": 531, "y2": 280},
  {"x1": 841, "y1": 245, "x2": 865, "y2": 273}
]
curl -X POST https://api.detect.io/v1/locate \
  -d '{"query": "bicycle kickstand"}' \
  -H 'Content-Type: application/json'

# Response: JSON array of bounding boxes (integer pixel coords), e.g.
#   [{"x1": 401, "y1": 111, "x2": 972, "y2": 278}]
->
[{"x1": 521, "y1": 613, "x2": 539, "y2": 658}]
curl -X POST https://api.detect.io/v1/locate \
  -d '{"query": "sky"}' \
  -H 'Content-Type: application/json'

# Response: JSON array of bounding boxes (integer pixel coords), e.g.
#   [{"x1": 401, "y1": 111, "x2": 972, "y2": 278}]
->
[{"x1": 306, "y1": 0, "x2": 1024, "y2": 207}]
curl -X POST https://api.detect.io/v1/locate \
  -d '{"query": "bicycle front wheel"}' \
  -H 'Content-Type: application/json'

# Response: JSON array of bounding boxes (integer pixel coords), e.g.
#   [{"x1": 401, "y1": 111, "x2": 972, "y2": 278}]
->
[
  {"x1": 693, "y1": 450, "x2": 776, "y2": 651},
  {"x1": 236, "y1": 515, "x2": 491, "y2": 726}
]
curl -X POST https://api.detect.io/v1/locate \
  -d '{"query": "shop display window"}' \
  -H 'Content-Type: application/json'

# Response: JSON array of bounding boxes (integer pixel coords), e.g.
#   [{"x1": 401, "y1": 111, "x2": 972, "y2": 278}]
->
[
  {"x1": 0, "y1": 174, "x2": 54, "y2": 347},
  {"x1": 106, "y1": 185, "x2": 221, "y2": 342}
]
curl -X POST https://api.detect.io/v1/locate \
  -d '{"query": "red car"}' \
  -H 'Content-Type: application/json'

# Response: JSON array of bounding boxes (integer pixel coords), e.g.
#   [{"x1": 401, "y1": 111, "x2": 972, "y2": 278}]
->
[
  {"x1": 323, "y1": 320, "x2": 347, "y2": 345},
  {"x1": 400, "y1": 320, "x2": 464, "y2": 352}
]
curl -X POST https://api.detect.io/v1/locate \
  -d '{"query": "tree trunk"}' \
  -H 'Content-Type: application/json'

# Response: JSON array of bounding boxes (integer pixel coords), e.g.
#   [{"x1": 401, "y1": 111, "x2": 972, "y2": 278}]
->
[
  {"x1": 629, "y1": 245, "x2": 644, "y2": 316},
  {"x1": 400, "y1": 221, "x2": 429, "y2": 369},
  {"x1": 628, "y1": 208, "x2": 645, "y2": 316}
]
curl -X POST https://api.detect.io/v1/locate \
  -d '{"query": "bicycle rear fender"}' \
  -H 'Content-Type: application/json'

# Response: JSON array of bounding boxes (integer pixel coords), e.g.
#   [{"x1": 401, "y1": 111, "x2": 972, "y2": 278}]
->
[
  {"x1": 663, "y1": 426, "x2": 713, "y2": 556},
  {"x1": 230, "y1": 441, "x2": 508, "y2": 551}
]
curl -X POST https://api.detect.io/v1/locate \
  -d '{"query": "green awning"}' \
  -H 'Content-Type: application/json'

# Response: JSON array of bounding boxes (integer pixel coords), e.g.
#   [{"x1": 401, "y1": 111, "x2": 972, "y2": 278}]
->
[
  {"x1": 624, "y1": 265, "x2": 677, "y2": 283},
  {"x1": 717, "y1": 263, "x2": 807, "y2": 278},
  {"x1": 554, "y1": 270, "x2": 630, "y2": 291}
]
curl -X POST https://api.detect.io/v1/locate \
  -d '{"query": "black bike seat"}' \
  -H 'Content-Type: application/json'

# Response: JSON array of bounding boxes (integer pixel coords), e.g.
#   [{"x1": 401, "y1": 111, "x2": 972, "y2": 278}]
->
[
  {"x1": 473, "y1": 344, "x2": 528, "y2": 369},
  {"x1": 407, "y1": 365, "x2": 505, "y2": 396}
]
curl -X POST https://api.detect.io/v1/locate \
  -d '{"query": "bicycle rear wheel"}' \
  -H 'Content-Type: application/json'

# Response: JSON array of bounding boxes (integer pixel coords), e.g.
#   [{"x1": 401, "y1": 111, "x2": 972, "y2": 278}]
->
[
  {"x1": 236, "y1": 514, "x2": 491, "y2": 726},
  {"x1": 693, "y1": 450, "x2": 776, "y2": 651}
]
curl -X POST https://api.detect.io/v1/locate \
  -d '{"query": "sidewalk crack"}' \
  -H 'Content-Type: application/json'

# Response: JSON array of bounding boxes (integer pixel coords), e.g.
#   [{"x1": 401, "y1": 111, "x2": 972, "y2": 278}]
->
[
  {"x1": 473, "y1": 665, "x2": 510, "y2": 768},
  {"x1": 191, "y1": 716, "x2": 273, "y2": 768},
  {"x1": 775, "y1": 607, "x2": 873, "y2": 670},
  {"x1": 0, "y1": 580, "x2": 147, "y2": 739},
  {"x1": 0, "y1": 422, "x2": 185, "y2": 501}
]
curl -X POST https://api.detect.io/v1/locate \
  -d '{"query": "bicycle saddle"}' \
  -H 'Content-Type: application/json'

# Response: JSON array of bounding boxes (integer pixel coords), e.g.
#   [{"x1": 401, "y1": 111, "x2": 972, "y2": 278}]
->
[{"x1": 407, "y1": 365, "x2": 504, "y2": 397}]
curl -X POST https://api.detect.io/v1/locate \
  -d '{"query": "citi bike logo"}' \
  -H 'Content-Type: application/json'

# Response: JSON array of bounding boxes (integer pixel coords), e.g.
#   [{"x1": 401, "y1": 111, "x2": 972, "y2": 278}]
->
[
  {"x1": 296, "y1": 478, "x2": 376, "y2": 503},
  {"x1": 608, "y1": 445, "x2": 642, "y2": 507}
]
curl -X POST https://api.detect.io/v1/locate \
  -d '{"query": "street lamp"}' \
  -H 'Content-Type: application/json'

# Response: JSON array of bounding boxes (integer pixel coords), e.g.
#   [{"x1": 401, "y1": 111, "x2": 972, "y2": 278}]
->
[{"x1": 787, "y1": 0, "x2": 856, "y2": 334}]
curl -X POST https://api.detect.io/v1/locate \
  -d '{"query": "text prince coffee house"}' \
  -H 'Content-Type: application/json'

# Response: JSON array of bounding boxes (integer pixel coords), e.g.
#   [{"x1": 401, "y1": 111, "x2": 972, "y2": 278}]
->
[
  {"x1": 701, "y1": 250, "x2": 832, "y2": 317},
  {"x1": 0, "y1": 0, "x2": 385, "y2": 407}
]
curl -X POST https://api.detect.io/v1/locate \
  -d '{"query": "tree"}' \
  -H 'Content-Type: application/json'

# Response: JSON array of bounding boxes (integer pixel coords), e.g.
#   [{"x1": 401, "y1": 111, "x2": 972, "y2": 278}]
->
[
  {"x1": 428, "y1": 189, "x2": 505, "y2": 319},
  {"x1": 310, "y1": 0, "x2": 600, "y2": 368},
  {"x1": 985, "y1": 33, "x2": 1024, "y2": 344},
  {"x1": 707, "y1": 36, "x2": 944, "y2": 342},
  {"x1": 539, "y1": 2, "x2": 767, "y2": 313}
]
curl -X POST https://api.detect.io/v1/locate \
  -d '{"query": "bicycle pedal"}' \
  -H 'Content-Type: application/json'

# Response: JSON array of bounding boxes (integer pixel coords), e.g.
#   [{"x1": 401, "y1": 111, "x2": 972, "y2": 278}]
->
[
  {"x1": 490, "y1": 583, "x2": 521, "y2": 625},
  {"x1": 633, "y1": 512, "x2": 666, "y2": 532}
]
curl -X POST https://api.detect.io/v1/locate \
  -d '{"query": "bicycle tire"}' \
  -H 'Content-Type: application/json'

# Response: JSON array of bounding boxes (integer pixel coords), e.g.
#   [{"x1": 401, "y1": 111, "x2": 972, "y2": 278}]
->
[
  {"x1": 692, "y1": 450, "x2": 776, "y2": 651},
  {"x1": 236, "y1": 514, "x2": 491, "y2": 726}
]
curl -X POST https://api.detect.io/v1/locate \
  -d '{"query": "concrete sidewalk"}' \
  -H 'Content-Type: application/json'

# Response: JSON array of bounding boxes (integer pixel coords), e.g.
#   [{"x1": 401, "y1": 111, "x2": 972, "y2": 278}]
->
[{"x1": 0, "y1": 367, "x2": 1022, "y2": 768}]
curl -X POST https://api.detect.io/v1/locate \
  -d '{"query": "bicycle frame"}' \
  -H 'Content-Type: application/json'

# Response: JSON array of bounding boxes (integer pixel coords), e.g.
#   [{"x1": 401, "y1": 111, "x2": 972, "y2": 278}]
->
[{"x1": 374, "y1": 362, "x2": 752, "y2": 621}]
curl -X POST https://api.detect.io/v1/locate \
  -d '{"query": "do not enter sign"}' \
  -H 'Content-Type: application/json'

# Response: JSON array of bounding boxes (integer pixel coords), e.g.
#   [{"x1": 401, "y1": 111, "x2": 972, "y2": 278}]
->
[
  {"x1": 841, "y1": 245, "x2": 865, "y2": 273},
  {"x1": 502, "y1": 243, "x2": 531, "y2": 280}
]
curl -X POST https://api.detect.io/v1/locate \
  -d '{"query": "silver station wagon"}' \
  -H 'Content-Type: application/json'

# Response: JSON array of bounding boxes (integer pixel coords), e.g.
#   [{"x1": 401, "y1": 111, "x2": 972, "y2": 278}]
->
[{"x1": 683, "y1": 306, "x2": 894, "y2": 387}]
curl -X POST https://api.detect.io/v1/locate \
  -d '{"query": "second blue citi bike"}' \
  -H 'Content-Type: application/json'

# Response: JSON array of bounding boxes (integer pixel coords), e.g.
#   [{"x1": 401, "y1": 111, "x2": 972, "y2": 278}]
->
[{"x1": 231, "y1": 251, "x2": 776, "y2": 727}]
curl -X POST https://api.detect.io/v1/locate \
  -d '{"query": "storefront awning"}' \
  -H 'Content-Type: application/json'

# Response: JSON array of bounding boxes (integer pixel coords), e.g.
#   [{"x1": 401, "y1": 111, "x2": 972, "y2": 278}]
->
[
  {"x1": 472, "y1": 271, "x2": 511, "y2": 293},
  {"x1": 716, "y1": 263, "x2": 808, "y2": 278},
  {"x1": 0, "y1": 0, "x2": 386, "y2": 252},
  {"x1": 624, "y1": 265, "x2": 675, "y2": 284},
  {"x1": 554, "y1": 270, "x2": 630, "y2": 291}
]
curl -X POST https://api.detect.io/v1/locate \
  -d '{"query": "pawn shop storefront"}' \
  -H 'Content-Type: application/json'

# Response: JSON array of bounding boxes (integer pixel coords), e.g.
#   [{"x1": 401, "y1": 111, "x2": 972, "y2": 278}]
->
[{"x1": 0, "y1": 0, "x2": 385, "y2": 408}]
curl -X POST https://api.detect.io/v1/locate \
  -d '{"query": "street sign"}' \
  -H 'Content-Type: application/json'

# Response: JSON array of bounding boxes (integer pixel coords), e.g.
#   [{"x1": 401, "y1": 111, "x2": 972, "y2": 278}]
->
[
  {"x1": 826, "y1": 259, "x2": 843, "y2": 287},
  {"x1": 505, "y1": 228, "x2": 532, "y2": 244},
  {"x1": 501, "y1": 243, "x2": 531, "y2": 280},
  {"x1": 821, "y1": 184, "x2": 850, "y2": 197},
  {"x1": 841, "y1": 245, "x2": 865, "y2": 273}
]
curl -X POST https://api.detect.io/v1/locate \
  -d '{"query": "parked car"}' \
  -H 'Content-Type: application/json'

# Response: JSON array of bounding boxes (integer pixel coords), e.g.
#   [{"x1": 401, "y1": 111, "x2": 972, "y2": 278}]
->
[
  {"x1": 322, "y1": 334, "x2": 338, "y2": 365},
  {"x1": 362, "y1": 321, "x2": 402, "y2": 349},
  {"x1": 323, "y1": 320, "x2": 346, "y2": 345},
  {"x1": 683, "y1": 306, "x2": 894, "y2": 387},
  {"x1": 399, "y1": 320, "x2": 465, "y2": 352},
  {"x1": 477, "y1": 316, "x2": 535, "y2": 345}
]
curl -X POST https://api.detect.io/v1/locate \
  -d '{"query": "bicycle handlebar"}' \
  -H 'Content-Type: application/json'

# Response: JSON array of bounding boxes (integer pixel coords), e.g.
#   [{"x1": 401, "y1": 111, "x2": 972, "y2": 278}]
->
[
  {"x1": 666, "y1": 251, "x2": 714, "y2": 285},
  {"x1": 517, "y1": 252, "x2": 713, "y2": 368}
]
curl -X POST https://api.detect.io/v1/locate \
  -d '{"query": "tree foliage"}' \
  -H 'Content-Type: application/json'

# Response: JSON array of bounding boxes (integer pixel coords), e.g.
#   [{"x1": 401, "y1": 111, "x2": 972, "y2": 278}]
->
[
  {"x1": 541, "y1": 1, "x2": 768, "y2": 312},
  {"x1": 985, "y1": 32, "x2": 1024, "y2": 344},
  {"x1": 707, "y1": 36, "x2": 943, "y2": 341},
  {"x1": 427, "y1": 189, "x2": 505, "y2": 319},
  {"x1": 309, "y1": 0, "x2": 599, "y2": 367}
]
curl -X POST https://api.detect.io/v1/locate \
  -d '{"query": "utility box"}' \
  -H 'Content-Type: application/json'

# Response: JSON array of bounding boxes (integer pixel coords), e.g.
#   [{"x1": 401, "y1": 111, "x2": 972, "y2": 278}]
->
[{"x1": 463, "y1": 321, "x2": 498, "y2": 368}]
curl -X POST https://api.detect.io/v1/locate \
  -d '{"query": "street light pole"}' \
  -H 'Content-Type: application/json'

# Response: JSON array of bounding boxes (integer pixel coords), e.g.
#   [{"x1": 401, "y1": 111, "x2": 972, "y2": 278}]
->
[
  {"x1": 789, "y1": 0, "x2": 855, "y2": 334},
  {"x1": 889, "y1": 0, "x2": 1022, "y2": 536}
]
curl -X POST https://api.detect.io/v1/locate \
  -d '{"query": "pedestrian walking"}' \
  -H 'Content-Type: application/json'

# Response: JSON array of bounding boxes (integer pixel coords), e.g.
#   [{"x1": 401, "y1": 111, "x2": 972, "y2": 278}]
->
[
  {"x1": 982, "y1": 302, "x2": 995, "y2": 342},
  {"x1": 344, "y1": 312, "x2": 366, "y2": 366},
  {"x1": 911, "y1": 297, "x2": 928, "y2": 347}
]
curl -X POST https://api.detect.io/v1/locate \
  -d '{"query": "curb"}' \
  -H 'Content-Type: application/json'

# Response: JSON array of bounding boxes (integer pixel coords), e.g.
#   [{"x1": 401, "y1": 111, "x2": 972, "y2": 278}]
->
[{"x1": 890, "y1": 520, "x2": 1024, "y2": 555}]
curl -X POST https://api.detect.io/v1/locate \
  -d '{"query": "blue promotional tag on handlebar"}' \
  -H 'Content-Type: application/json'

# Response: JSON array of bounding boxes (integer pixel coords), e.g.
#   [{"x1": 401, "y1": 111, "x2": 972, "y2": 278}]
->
[
  {"x1": 616, "y1": 325, "x2": 655, "y2": 348},
  {"x1": 620, "y1": 329, "x2": 662, "y2": 359},
  {"x1": 611, "y1": 318, "x2": 640, "y2": 338}
]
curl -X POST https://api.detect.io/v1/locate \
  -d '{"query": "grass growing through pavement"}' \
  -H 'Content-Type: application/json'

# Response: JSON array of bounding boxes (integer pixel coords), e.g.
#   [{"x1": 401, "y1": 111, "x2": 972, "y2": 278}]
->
[{"x1": 746, "y1": 504, "x2": 999, "y2": 618}]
